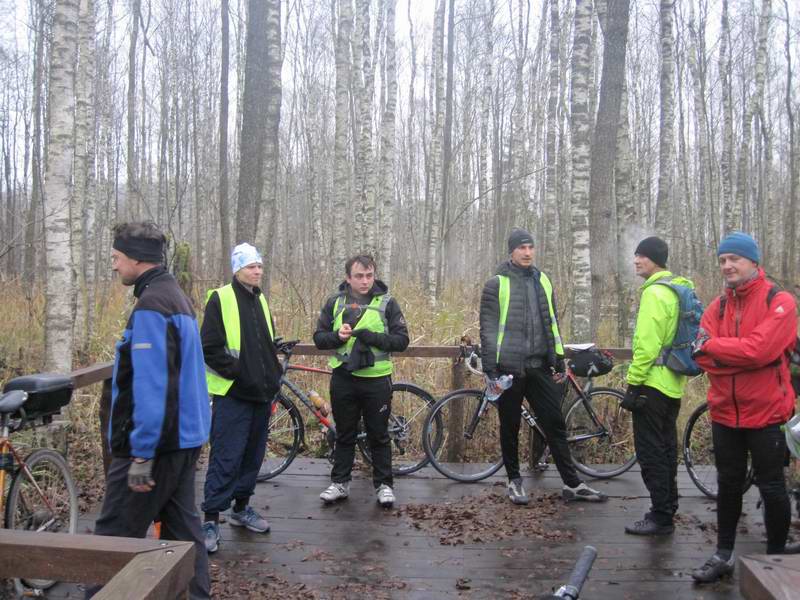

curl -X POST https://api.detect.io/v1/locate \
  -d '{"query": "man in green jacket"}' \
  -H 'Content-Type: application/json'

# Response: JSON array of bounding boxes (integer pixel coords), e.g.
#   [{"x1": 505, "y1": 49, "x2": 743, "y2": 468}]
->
[{"x1": 622, "y1": 236, "x2": 692, "y2": 536}]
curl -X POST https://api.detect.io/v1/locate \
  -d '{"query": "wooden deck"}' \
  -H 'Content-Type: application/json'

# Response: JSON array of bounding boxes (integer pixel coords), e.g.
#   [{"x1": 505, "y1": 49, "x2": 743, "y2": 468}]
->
[{"x1": 44, "y1": 458, "x2": 794, "y2": 599}]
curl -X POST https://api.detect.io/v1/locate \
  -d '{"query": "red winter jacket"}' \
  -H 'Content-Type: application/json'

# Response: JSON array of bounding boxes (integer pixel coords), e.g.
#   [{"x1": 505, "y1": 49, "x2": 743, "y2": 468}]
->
[{"x1": 696, "y1": 269, "x2": 797, "y2": 428}]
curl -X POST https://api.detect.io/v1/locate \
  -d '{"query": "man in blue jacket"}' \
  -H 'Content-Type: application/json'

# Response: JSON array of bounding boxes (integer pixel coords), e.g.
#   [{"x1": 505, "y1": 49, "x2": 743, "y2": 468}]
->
[{"x1": 88, "y1": 222, "x2": 211, "y2": 599}]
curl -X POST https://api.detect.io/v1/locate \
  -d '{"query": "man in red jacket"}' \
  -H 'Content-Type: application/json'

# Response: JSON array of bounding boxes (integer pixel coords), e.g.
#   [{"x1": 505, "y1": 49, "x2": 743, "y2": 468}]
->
[{"x1": 691, "y1": 232, "x2": 799, "y2": 584}]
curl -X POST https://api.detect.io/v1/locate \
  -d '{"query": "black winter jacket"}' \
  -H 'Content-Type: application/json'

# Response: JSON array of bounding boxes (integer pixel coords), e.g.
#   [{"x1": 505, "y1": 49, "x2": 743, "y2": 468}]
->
[
  {"x1": 313, "y1": 280, "x2": 410, "y2": 356},
  {"x1": 201, "y1": 277, "x2": 282, "y2": 403},
  {"x1": 479, "y1": 261, "x2": 563, "y2": 378}
]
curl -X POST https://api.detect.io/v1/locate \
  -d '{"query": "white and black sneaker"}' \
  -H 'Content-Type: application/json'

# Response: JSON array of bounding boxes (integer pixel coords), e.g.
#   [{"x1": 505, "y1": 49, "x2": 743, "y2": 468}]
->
[
  {"x1": 562, "y1": 482, "x2": 606, "y2": 502},
  {"x1": 376, "y1": 484, "x2": 395, "y2": 507},
  {"x1": 507, "y1": 478, "x2": 529, "y2": 505},
  {"x1": 320, "y1": 481, "x2": 350, "y2": 504}
]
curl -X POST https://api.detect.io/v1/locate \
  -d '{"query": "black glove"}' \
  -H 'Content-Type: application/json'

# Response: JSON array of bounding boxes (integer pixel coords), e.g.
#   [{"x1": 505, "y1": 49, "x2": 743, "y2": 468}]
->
[
  {"x1": 352, "y1": 328, "x2": 381, "y2": 347},
  {"x1": 345, "y1": 338, "x2": 375, "y2": 372},
  {"x1": 128, "y1": 458, "x2": 155, "y2": 491},
  {"x1": 621, "y1": 385, "x2": 646, "y2": 413}
]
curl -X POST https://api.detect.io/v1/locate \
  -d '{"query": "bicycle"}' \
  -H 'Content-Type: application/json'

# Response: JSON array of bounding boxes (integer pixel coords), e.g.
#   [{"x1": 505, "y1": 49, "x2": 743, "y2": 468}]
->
[
  {"x1": 422, "y1": 344, "x2": 635, "y2": 482},
  {"x1": 256, "y1": 339, "x2": 443, "y2": 481},
  {"x1": 0, "y1": 382, "x2": 78, "y2": 593}
]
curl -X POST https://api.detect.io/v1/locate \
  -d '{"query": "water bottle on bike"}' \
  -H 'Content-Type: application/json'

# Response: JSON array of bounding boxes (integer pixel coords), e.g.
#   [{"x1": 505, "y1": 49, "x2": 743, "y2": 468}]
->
[{"x1": 485, "y1": 374, "x2": 513, "y2": 402}]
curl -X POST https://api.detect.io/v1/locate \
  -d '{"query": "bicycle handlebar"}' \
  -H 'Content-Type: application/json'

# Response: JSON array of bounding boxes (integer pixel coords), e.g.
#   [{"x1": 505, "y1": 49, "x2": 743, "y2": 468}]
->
[{"x1": 543, "y1": 545, "x2": 597, "y2": 599}]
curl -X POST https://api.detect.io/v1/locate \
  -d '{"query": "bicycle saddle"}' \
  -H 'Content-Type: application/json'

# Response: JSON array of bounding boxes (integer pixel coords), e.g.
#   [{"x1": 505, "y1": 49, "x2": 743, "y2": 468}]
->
[{"x1": 0, "y1": 390, "x2": 28, "y2": 415}]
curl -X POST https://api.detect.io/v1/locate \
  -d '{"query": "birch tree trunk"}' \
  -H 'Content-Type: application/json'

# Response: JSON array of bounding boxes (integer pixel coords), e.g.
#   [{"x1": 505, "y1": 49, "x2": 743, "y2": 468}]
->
[
  {"x1": 126, "y1": 0, "x2": 140, "y2": 219},
  {"x1": 73, "y1": 0, "x2": 97, "y2": 358},
  {"x1": 654, "y1": 0, "x2": 675, "y2": 237},
  {"x1": 256, "y1": 0, "x2": 282, "y2": 295},
  {"x1": 378, "y1": 0, "x2": 397, "y2": 282},
  {"x1": 218, "y1": 0, "x2": 232, "y2": 279},
  {"x1": 719, "y1": 0, "x2": 734, "y2": 235},
  {"x1": 589, "y1": 0, "x2": 629, "y2": 340},
  {"x1": 333, "y1": 0, "x2": 354, "y2": 272},
  {"x1": 782, "y1": 0, "x2": 798, "y2": 282},
  {"x1": 43, "y1": 0, "x2": 79, "y2": 372},
  {"x1": 569, "y1": 0, "x2": 593, "y2": 341},
  {"x1": 734, "y1": 0, "x2": 771, "y2": 234},
  {"x1": 354, "y1": 0, "x2": 376, "y2": 252},
  {"x1": 477, "y1": 0, "x2": 495, "y2": 276},
  {"x1": 425, "y1": 0, "x2": 445, "y2": 305}
]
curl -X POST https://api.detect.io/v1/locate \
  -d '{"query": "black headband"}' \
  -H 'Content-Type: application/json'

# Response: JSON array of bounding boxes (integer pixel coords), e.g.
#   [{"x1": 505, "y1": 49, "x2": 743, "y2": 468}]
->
[{"x1": 112, "y1": 236, "x2": 164, "y2": 263}]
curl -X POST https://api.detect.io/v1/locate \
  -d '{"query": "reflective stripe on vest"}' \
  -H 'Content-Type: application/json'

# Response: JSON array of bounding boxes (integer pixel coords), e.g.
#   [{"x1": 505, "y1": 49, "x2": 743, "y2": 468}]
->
[
  {"x1": 496, "y1": 273, "x2": 564, "y2": 363},
  {"x1": 328, "y1": 294, "x2": 393, "y2": 377},
  {"x1": 205, "y1": 284, "x2": 274, "y2": 396}
]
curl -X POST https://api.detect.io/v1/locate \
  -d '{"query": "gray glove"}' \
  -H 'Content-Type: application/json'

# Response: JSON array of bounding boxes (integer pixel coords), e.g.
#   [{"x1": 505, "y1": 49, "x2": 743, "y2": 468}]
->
[{"x1": 128, "y1": 458, "x2": 155, "y2": 491}]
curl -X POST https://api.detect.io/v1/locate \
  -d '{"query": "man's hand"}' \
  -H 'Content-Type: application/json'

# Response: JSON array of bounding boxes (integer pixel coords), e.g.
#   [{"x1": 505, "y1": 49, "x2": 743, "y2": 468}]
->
[
  {"x1": 621, "y1": 385, "x2": 646, "y2": 413},
  {"x1": 692, "y1": 329, "x2": 710, "y2": 357},
  {"x1": 338, "y1": 323, "x2": 353, "y2": 342},
  {"x1": 128, "y1": 458, "x2": 155, "y2": 492}
]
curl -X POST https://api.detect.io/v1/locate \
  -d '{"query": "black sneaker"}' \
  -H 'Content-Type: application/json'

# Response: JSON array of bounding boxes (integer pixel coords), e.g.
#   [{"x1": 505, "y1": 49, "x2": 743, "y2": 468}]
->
[
  {"x1": 624, "y1": 517, "x2": 674, "y2": 536},
  {"x1": 783, "y1": 541, "x2": 800, "y2": 554},
  {"x1": 691, "y1": 553, "x2": 735, "y2": 583}
]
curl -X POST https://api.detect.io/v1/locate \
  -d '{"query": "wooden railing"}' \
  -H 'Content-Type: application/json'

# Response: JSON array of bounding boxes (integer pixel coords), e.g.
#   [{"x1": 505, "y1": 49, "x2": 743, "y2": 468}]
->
[{"x1": 0, "y1": 531, "x2": 195, "y2": 599}]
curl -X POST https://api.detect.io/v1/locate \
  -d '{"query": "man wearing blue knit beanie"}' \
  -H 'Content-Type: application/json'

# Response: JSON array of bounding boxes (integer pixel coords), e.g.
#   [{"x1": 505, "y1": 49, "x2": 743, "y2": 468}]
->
[{"x1": 690, "y1": 231, "x2": 800, "y2": 583}]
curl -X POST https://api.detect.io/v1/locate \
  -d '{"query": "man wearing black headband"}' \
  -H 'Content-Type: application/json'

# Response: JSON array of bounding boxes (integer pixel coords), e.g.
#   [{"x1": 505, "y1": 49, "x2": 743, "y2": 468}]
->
[{"x1": 88, "y1": 222, "x2": 211, "y2": 599}]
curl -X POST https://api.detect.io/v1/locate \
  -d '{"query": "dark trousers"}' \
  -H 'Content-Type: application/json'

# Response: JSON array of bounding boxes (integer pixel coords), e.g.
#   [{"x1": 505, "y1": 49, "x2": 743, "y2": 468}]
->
[
  {"x1": 202, "y1": 395, "x2": 269, "y2": 514},
  {"x1": 631, "y1": 386, "x2": 680, "y2": 526},
  {"x1": 330, "y1": 368, "x2": 393, "y2": 488},
  {"x1": 713, "y1": 422, "x2": 790, "y2": 553},
  {"x1": 497, "y1": 367, "x2": 581, "y2": 488},
  {"x1": 88, "y1": 448, "x2": 210, "y2": 599}
]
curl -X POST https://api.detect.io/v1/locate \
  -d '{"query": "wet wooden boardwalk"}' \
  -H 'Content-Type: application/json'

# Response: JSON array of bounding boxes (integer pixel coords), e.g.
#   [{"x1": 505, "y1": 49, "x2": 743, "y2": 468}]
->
[{"x1": 52, "y1": 458, "x2": 791, "y2": 599}]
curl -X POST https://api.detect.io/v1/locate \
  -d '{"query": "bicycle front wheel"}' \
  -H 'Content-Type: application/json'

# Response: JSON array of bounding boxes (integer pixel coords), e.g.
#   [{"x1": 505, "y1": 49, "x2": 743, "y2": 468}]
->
[
  {"x1": 5, "y1": 448, "x2": 78, "y2": 590},
  {"x1": 683, "y1": 402, "x2": 754, "y2": 499},
  {"x1": 423, "y1": 389, "x2": 504, "y2": 482},
  {"x1": 358, "y1": 382, "x2": 443, "y2": 476},
  {"x1": 257, "y1": 394, "x2": 304, "y2": 482},
  {"x1": 565, "y1": 387, "x2": 637, "y2": 479}
]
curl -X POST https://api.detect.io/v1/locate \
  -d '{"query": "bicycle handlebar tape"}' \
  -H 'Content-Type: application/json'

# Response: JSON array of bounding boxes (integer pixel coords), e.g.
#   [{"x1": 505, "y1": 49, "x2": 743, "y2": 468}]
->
[{"x1": 544, "y1": 545, "x2": 597, "y2": 599}]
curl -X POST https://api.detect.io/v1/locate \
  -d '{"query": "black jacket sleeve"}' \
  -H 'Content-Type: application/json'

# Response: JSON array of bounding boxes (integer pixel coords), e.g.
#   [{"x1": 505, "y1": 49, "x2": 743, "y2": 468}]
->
[
  {"x1": 201, "y1": 291, "x2": 241, "y2": 379},
  {"x1": 479, "y1": 276, "x2": 500, "y2": 377},
  {"x1": 354, "y1": 297, "x2": 410, "y2": 352},
  {"x1": 313, "y1": 295, "x2": 345, "y2": 350}
]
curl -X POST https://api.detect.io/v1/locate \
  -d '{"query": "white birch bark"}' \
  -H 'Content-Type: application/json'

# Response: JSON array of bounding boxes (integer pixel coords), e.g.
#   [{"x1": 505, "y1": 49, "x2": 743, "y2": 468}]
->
[
  {"x1": 569, "y1": 0, "x2": 593, "y2": 342},
  {"x1": 333, "y1": 0, "x2": 354, "y2": 272},
  {"x1": 378, "y1": 0, "x2": 397, "y2": 282},
  {"x1": 654, "y1": 0, "x2": 675, "y2": 236},
  {"x1": 43, "y1": 0, "x2": 79, "y2": 372}
]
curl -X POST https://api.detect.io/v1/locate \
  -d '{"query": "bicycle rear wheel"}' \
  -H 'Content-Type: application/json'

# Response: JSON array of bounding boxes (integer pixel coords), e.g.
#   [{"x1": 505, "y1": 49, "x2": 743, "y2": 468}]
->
[
  {"x1": 565, "y1": 387, "x2": 637, "y2": 478},
  {"x1": 5, "y1": 448, "x2": 78, "y2": 590},
  {"x1": 257, "y1": 394, "x2": 304, "y2": 482},
  {"x1": 358, "y1": 382, "x2": 442, "y2": 476},
  {"x1": 423, "y1": 389, "x2": 504, "y2": 482},
  {"x1": 683, "y1": 402, "x2": 754, "y2": 499}
]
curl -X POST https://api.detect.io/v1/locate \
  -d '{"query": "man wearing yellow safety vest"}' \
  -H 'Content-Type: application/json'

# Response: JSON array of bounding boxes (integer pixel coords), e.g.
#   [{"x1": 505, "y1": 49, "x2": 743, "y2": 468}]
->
[
  {"x1": 313, "y1": 254, "x2": 409, "y2": 507},
  {"x1": 200, "y1": 243, "x2": 281, "y2": 553},
  {"x1": 480, "y1": 229, "x2": 605, "y2": 505}
]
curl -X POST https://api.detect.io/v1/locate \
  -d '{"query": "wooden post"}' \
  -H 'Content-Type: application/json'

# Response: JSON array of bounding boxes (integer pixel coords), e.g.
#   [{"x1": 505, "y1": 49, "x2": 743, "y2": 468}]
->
[
  {"x1": 99, "y1": 378, "x2": 112, "y2": 476},
  {"x1": 445, "y1": 356, "x2": 466, "y2": 462}
]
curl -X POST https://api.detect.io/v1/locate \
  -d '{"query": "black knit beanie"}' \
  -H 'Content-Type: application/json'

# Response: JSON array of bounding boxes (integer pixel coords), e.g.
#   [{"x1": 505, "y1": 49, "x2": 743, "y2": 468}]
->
[
  {"x1": 634, "y1": 236, "x2": 668, "y2": 268},
  {"x1": 507, "y1": 228, "x2": 534, "y2": 254}
]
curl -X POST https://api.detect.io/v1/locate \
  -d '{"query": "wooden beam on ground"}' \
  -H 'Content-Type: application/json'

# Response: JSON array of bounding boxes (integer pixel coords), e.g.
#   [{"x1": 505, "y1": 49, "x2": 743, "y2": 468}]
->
[
  {"x1": 739, "y1": 554, "x2": 800, "y2": 600},
  {"x1": 0, "y1": 530, "x2": 194, "y2": 598}
]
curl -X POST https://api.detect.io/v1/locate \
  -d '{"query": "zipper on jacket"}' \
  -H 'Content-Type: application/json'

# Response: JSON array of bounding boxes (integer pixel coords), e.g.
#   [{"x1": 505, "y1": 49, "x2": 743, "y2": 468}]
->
[{"x1": 732, "y1": 290, "x2": 741, "y2": 427}]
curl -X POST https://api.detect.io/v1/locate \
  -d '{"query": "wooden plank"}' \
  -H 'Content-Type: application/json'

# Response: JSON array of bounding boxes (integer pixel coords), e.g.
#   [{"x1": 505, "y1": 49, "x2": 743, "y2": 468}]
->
[
  {"x1": 70, "y1": 361, "x2": 113, "y2": 388},
  {"x1": 95, "y1": 543, "x2": 195, "y2": 600},
  {"x1": 0, "y1": 530, "x2": 191, "y2": 585},
  {"x1": 739, "y1": 555, "x2": 800, "y2": 600}
]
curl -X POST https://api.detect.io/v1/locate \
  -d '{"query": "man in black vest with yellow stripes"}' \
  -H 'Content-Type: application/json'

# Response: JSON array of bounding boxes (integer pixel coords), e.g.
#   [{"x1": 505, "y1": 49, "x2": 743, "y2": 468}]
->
[
  {"x1": 200, "y1": 243, "x2": 282, "y2": 553},
  {"x1": 480, "y1": 229, "x2": 605, "y2": 505},
  {"x1": 313, "y1": 254, "x2": 409, "y2": 507}
]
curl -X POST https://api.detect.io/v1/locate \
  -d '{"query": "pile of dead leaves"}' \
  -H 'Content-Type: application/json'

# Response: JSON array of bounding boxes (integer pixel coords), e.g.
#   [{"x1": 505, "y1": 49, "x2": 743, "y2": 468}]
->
[
  {"x1": 397, "y1": 489, "x2": 573, "y2": 545},
  {"x1": 210, "y1": 559, "x2": 317, "y2": 600}
]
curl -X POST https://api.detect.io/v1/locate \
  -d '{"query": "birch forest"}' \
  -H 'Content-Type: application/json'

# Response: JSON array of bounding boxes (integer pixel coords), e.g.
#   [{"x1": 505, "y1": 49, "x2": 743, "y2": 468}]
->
[{"x1": 0, "y1": 0, "x2": 799, "y2": 371}]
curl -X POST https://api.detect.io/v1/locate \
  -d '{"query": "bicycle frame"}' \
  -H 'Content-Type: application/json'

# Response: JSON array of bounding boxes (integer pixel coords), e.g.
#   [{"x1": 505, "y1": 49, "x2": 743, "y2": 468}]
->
[
  {"x1": 0, "y1": 419, "x2": 60, "y2": 530},
  {"x1": 277, "y1": 343, "x2": 336, "y2": 434}
]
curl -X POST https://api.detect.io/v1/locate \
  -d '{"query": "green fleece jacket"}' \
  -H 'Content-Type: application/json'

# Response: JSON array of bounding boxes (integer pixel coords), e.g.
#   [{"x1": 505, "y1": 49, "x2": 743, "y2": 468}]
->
[{"x1": 626, "y1": 270, "x2": 692, "y2": 399}]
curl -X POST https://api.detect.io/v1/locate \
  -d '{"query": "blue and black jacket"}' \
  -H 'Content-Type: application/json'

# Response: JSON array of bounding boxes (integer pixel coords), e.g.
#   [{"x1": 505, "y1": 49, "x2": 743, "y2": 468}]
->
[{"x1": 111, "y1": 266, "x2": 211, "y2": 459}]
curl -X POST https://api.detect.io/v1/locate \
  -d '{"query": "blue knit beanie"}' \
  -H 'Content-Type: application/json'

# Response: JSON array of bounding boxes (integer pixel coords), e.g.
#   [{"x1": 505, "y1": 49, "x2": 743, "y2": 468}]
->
[{"x1": 718, "y1": 232, "x2": 761, "y2": 264}]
